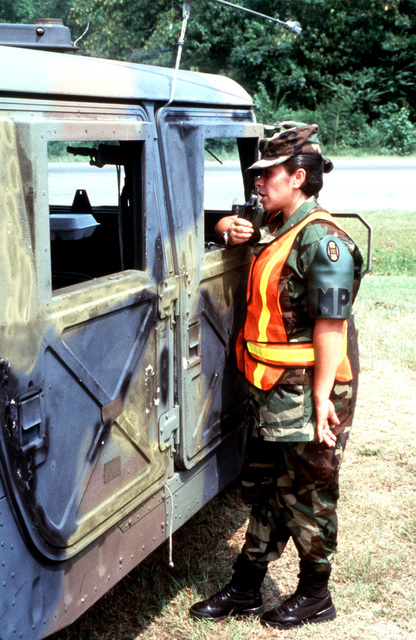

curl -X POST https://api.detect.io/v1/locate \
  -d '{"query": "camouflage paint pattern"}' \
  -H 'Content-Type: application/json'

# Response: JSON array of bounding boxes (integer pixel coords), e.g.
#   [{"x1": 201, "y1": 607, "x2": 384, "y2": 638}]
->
[
  {"x1": 0, "y1": 41, "x2": 261, "y2": 639},
  {"x1": 0, "y1": 117, "x2": 42, "y2": 372}
]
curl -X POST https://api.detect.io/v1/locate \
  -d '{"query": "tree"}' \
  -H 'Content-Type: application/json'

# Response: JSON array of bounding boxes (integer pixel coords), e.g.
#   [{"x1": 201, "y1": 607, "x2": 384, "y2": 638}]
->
[{"x1": 1, "y1": 0, "x2": 415, "y2": 152}]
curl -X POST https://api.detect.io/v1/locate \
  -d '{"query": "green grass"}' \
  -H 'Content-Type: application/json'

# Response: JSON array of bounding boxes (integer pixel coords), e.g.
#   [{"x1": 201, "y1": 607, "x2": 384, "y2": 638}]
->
[
  {"x1": 337, "y1": 210, "x2": 416, "y2": 277},
  {"x1": 354, "y1": 275, "x2": 416, "y2": 371},
  {"x1": 50, "y1": 210, "x2": 416, "y2": 640}
]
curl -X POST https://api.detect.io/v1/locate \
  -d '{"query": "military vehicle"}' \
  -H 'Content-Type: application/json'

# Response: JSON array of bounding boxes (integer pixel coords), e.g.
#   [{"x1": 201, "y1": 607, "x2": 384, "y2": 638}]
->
[
  {"x1": 0, "y1": 15, "x2": 264, "y2": 639},
  {"x1": 0, "y1": 16, "x2": 371, "y2": 640}
]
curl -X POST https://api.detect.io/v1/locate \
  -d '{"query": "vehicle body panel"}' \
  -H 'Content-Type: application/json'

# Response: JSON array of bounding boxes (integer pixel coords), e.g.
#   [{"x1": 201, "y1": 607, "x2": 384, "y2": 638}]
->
[{"x1": 0, "y1": 44, "x2": 253, "y2": 106}]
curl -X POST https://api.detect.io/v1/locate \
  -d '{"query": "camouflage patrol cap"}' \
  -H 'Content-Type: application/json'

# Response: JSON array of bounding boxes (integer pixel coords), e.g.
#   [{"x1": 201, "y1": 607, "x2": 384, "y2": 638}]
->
[{"x1": 247, "y1": 121, "x2": 322, "y2": 173}]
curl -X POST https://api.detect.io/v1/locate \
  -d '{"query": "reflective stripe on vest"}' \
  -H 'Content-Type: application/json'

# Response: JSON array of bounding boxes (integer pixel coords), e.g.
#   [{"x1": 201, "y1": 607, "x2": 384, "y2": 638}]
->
[
  {"x1": 236, "y1": 210, "x2": 353, "y2": 390},
  {"x1": 246, "y1": 319, "x2": 348, "y2": 366}
]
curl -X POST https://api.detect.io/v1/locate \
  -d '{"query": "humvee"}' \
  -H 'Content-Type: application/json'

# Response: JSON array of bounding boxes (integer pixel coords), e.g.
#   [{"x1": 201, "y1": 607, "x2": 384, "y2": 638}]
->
[{"x1": 0, "y1": 17, "x2": 263, "y2": 639}]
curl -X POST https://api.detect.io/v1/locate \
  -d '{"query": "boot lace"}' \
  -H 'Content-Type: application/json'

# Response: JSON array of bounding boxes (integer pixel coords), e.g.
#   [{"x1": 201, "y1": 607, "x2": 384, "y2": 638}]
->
[
  {"x1": 207, "y1": 585, "x2": 236, "y2": 603},
  {"x1": 279, "y1": 592, "x2": 306, "y2": 612}
]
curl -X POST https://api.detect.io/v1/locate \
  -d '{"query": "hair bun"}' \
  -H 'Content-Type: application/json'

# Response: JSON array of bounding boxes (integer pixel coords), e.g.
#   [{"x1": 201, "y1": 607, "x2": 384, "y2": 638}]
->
[{"x1": 323, "y1": 157, "x2": 334, "y2": 174}]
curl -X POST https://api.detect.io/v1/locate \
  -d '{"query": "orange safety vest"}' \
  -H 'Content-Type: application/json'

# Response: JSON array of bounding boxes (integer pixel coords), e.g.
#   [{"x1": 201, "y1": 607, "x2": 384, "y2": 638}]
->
[{"x1": 236, "y1": 210, "x2": 353, "y2": 390}]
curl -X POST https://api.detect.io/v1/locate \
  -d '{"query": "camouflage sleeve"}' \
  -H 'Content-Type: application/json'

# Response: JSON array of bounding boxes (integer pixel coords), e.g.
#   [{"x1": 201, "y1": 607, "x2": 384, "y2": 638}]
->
[{"x1": 306, "y1": 235, "x2": 355, "y2": 319}]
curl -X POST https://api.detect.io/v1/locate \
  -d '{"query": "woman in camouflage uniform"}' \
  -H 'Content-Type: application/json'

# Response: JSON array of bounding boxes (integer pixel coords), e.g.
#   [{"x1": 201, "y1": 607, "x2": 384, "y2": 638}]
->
[{"x1": 189, "y1": 122, "x2": 363, "y2": 630}]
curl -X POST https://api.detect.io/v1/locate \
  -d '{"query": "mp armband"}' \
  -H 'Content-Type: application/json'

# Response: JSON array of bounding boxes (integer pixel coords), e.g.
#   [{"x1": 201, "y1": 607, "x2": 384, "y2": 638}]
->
[{"x1": 307, "y1": 236, "x2": 355, "y2": 319}]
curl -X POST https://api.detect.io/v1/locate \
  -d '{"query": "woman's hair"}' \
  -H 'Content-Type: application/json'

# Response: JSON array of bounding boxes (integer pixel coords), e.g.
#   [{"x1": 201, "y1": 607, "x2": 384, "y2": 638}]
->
[{"x1": 283, "y1": 154, "x2": 333, "y2": 197}]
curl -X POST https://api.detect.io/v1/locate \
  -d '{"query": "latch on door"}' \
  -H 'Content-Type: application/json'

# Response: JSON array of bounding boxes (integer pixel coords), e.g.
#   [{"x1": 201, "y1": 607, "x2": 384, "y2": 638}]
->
[
  {"x1": 159, "y1": 405, "x2": 179, "y2": 451},
  {"x1": 158, "y1": 276, "x2": 180, "y2": 319},
  {"x1": 18, "y1": 391, "x2": 45, "y2": 455},
  {"x1": 187, "y1": 321, "x2": 201, "y2": 368}
]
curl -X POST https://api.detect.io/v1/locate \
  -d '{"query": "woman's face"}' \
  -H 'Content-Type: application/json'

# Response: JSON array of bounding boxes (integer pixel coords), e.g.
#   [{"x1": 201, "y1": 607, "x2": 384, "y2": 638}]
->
[{"x1": 254, "y1": 164, "x2": 296, "y2": 214}]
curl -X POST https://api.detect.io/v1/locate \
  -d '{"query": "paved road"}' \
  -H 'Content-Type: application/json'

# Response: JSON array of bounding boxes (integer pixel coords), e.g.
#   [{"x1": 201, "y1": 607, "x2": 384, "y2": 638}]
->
[
  {"x1": 320, "y1": 157, "x2": 416, "y2": 212},
  {"x1": 204, "y1": 157, "x2": 416, "y2": 212},
  {"x1": 48, "y1": 158, "x2": 416, "y2": 213}
]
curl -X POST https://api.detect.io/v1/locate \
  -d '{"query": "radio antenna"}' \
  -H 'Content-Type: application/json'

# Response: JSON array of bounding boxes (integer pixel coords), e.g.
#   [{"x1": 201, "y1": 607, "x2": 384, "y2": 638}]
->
[
  {"x1": 168, "y1": 1, "x2": 191, "y2": 105},
  {"x1": 168, "y1": 0, "x2": 301, "y2": 105},
  {"x1": 210, "y1": 0, "x2": 301, "y2": 34},
  {"x1": 67, "y1": 8, "x2": 90, "y2": 47}
]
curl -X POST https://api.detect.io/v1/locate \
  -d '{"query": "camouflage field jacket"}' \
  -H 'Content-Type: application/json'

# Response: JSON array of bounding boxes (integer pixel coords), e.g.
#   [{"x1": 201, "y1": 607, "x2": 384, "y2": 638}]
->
[{"x1": 246, "y1": 197, "x2": 363, "y2": 442}]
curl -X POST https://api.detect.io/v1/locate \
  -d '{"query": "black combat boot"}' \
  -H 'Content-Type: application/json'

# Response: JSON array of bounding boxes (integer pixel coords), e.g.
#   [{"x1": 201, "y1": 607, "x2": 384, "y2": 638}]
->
[
  {"x1": 260, "y1": 561, "x2": 336, "y2": 630},
  {"x1": 189, "y1": 554, "x2": 266, "y2": 621}
]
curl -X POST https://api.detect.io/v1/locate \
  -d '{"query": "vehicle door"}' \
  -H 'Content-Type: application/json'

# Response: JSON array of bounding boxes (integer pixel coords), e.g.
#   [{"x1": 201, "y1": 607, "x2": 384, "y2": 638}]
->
[
  {"x1": 159, "y1": 108, "x2": 262, "y2": 469},
  {"x1": 0, "y1": 107, "x2": 174, "y2": 559}
]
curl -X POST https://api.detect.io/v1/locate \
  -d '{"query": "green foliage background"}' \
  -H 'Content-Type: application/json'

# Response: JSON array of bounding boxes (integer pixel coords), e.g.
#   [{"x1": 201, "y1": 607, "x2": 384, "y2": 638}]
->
[{"x1": 1, "y1": 0, "x2": 416, "y2": 153}]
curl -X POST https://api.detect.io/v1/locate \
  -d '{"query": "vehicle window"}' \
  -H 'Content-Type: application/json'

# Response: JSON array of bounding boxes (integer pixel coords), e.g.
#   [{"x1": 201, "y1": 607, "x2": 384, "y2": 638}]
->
[
  {"x1": 204, "y1": 138, "x2": 245, "y2": 210},
  {"x1": 48, "y1": 140, "x2": 144, "y2": 293},
  {"x1": 204, "y1": 137, "x2": 257, "y2": 245}
]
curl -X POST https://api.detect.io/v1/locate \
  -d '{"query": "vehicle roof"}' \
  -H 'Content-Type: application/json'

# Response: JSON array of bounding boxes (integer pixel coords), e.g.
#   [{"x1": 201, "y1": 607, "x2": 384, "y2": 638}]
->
[{"x1": 0, "y1": 44, "x2": 253, "y2": 107}]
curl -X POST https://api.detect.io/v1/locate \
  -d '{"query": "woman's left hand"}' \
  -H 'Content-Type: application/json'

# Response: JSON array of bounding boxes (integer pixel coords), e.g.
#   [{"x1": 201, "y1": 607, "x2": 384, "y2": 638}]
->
[{"x1": 315, "y1": 399, "x2": 339, "y2": 447}]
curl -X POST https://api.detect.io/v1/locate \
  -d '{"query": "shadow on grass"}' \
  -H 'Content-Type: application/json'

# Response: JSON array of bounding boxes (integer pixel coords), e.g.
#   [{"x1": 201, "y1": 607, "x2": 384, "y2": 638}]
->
[{"x1": 49, "y1": 480, "x2": 281, "y2": 640}]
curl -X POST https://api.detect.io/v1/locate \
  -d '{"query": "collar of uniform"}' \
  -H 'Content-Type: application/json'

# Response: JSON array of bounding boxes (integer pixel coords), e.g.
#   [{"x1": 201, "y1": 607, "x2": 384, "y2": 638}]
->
[{"x1": 273, "y1": 196, "x2": 318, "y2": 238}]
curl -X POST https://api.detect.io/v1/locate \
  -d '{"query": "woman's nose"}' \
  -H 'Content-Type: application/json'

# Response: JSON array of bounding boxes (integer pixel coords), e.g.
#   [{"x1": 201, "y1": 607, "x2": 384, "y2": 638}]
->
[{"x1": 255, "y1": 175, "x2": 263, "y2": 187}]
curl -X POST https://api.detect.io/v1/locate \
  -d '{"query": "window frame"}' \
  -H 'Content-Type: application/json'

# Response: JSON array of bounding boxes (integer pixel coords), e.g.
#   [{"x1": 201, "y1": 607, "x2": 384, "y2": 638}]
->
[{"x1": 31, "y1": 117, "x2": 153, "y2": 301}]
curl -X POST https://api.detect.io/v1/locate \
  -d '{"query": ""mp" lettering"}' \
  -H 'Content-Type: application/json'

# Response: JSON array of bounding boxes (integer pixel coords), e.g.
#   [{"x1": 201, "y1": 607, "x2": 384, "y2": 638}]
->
[{"x1": 317, "y1": 288, "x2": 350, "y2": 316}]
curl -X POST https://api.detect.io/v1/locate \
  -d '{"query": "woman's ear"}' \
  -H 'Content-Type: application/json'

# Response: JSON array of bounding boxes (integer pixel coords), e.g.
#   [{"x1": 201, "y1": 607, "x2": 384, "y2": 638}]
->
[{"x1": 293, "y1": 167, "x2": 306, "y2": 189}]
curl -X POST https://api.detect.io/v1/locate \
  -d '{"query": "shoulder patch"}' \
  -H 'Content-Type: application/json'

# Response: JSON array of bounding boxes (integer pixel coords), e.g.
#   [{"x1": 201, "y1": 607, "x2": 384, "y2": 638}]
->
[{"x1": 327, "y1": 240, "x2": 340, "y2": 262}]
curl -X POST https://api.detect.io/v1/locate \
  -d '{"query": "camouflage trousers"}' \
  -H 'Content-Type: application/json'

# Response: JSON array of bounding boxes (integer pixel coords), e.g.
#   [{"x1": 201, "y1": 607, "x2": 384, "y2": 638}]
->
[{"x1": 240, "y1": 433, "x2": 349, "y2": 573}]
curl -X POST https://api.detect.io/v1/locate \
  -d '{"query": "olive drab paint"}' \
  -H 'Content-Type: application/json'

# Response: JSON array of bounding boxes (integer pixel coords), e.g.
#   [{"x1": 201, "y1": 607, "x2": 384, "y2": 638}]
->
[{"x1": 0, "y1": 31, "x2": 262, "y2": 639}]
